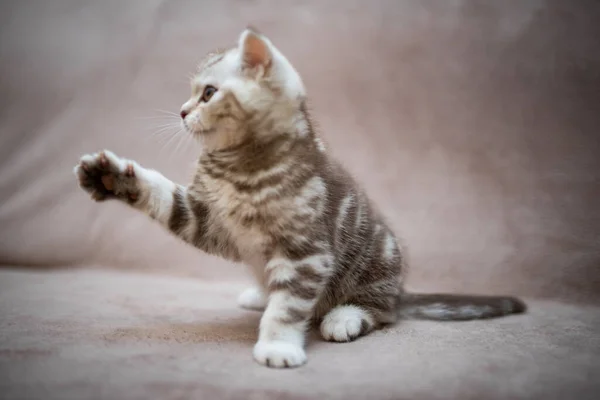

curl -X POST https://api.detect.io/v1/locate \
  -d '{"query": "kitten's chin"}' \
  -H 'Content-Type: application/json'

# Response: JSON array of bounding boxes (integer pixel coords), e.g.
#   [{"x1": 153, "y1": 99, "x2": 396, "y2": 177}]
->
[
  {"x1": 184, "y1": 124, "x2": 216, "y2": 137},
  {"x1": 192, "y1": 128, "x2": 216, "y2": 136},
  {"x1": 181, "y1": 120, "x2": 213, "y2": 136}
]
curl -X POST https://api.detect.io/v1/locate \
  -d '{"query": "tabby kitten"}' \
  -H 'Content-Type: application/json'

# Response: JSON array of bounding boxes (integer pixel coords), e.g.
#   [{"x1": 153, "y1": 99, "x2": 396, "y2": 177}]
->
[{"x1": 74, "y1": 28, "x2": 526, "y2": 368}]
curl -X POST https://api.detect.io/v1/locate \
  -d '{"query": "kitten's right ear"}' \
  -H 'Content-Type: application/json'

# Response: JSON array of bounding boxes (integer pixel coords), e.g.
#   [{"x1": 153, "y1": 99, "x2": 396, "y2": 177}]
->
[{"x1": 238, "y1": 27, "x2": 272, "y2": 74}]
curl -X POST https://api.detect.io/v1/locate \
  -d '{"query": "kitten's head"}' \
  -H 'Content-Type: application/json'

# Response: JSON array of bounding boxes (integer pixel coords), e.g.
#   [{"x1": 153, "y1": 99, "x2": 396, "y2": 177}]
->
[{"x1": 180, "y1": 28, "x2": 307, "y2": 151}]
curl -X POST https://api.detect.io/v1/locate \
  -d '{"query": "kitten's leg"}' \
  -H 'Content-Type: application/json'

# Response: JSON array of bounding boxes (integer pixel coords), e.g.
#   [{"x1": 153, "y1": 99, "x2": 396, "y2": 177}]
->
[
  {"x1": 74, "y1": 150, "x2": 238, "y2": 260},
  {"x1": 237, "y1": 287, "x2": 267, "y2": 311},
  {"x1": 320, "y1": 305, "x2": 376, "y2": 342},
  {"x1": 253, "y1": 254, "x2": 331, "y2": 368},
  {"x1": 320, "y1": 285, "x2": 399, "y2": 342}
]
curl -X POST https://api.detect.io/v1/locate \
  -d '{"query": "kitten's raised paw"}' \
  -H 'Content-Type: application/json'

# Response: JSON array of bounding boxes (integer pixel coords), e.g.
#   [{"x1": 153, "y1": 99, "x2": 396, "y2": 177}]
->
[
  {"x1": 74, "y1": 150, "x2": 139, "y2": 203},
  {"x1": 253, "y1": 341, "x2": 307, "y2": 368},
  {"x1": 320, "y1": 305, "x2": 374, "y2": 342},
  {"x1": 237, "y1": 287, "x2": 267, "y2": 311}
]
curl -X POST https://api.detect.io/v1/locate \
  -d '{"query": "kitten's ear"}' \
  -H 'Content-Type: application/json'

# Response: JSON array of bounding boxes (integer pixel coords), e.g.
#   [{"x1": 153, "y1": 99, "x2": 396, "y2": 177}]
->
[{"x1": 238, "y1": 27, "x2": 272, "y2": 72}]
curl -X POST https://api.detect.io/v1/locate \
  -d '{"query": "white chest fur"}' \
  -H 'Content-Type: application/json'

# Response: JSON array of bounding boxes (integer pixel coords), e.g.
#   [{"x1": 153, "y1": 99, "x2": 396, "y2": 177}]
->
[
  {"x1": 199, "y1": 174, "x2": 274, "y2": 282},
  {"x1": 197, "y1": 170, "x2": 327, "y2": 286}
]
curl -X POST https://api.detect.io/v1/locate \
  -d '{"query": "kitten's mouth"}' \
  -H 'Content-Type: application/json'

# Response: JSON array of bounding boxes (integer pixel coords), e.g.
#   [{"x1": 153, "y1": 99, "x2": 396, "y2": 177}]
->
[
  {"x1": 193, "y1": 128, "x2": 216, "y2": 136},
  {"x1": 182, "y1": 120, "x2": 215, "y2": 136}
]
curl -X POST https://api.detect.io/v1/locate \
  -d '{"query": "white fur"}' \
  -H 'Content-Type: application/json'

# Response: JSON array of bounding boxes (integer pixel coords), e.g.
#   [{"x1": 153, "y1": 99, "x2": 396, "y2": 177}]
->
[
  {"x1": 237, "y1": 287, "x2": 267, "y2": 311},
  {"x1": 335, "y1": 193, "x2": 354, "y2": 249},
  {"x1": 336, "y1": 194, "x2": 354, "y2": 231},
  {"x1": 77, "y1": 151, "x2": 173, "y2": 217},
  {"x1": 101, "y1": 151, "x2": 179, "y2": 230},
  {"x1": 137, "y1": 169, "x2": 178, "y2": 225},
  {"x1": 383, "y1": 232, "x2": 397, "y2": 261},
  {"x1": 354, "y1": 194, "x2": 363, "y2": 230},
  {"x1": 301, "y1": 253, "x2": 333, "y2": 275},
  {"x1": 295, "y1": 115, "x2": 310, "y2": 138},
  {"x1": 265, "y1": 257, "x2": 297, "y2": 285},
  {"x1": 78, "y1": 152, "x2": 104, "y2": 167},
  {"x1": 181, "y1": 29, "x2": 307, "y2": 152},
  {"x1": 180, "y1": 29, "x2": 321, "y2": 369},
  {"x1": 259, "y1": 292, "x2": 310, "y2": 344},
  {"x1": 250, "y1": 184, "x2": 286, "y2": 204},
  {"x1": 238, "y1": 162, "x2": 291, "y2": 186},
  {"x1": 255, "y1": 252, "x2": 333, "y2": 367},
  {"x1": 257, "y1": 291, "x2": 310, "y2": 368},
  {"x1": 320, "y1": 305, "x2": 374, "y2": 342},
  {"x1": 314, "y1": 137, "x2": 326, "y2": 152},
  {"x1": 267, "y1": 253, "x2": 332, "y2": 287},
  {"x1": 253, "y1": 340, "x2": 306, "y2": 368},
  {"x1": 299, "y1": 176, "x2": 326, "y2": 202},
  {"x1": 77, "y1": 27, "x2": 326, "y2": 372},
  {"x1": 237, "y1": 29, "x2": 306, "y2": 99}
]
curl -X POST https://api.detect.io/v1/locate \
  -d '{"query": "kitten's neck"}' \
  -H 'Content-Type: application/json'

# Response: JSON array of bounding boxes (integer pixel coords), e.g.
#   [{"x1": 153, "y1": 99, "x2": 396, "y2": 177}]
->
[
  {"x1": 200, "y1": 131, "x2": 306, "y2": 175},
  {"x1": 200, "y1": 103, "x2": 314, "y2": 157}
]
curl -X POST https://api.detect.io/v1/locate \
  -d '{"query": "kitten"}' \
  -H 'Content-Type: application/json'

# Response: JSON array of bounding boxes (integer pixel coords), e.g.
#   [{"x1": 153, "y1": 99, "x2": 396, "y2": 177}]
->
[{"x1": 74, "y1": 28, "x2": 526, "y2": 368}]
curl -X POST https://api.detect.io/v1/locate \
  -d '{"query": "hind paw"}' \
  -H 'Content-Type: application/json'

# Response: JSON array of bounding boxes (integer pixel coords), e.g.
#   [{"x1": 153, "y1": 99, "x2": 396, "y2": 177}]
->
[{"x1": 320, "y1": 305, "x2": 374, "y2": 342}]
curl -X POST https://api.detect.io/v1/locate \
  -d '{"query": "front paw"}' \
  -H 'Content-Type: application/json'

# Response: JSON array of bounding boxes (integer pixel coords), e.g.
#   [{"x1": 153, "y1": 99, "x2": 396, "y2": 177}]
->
[
  {"x1": 253, "y1": 341, "x2": 307, "y2": 368},
  {"x1": 73, "y1": 150, "x2": 140, "y2": 203}
]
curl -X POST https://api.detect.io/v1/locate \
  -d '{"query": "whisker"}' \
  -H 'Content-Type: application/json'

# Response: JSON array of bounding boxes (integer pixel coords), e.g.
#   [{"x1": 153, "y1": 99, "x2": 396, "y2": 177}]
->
[
  {"x1": 170, "y1": 133, "x2": 184, "y2": 160},
  {"x1": 155, "y1": 133, "x2": 176, "y2": 154},
  {"x1": 133, "y1": 108, "x2": 180, "y2": 121},
  {"x1": 150, "y1": 127, "x2": 179, "y2": 139},
  {"x1": 148, "y1": 119, "x2": 180, "y2": 126},
  {"x1": 145, "y1": 123, "x2": 180, "y2": 145},
  {"x1": 157, "y1": 128, "x2": 181, "y2": 142},
  {"x1": 136, "y1": 115, "x2": 180, "y2": 122},
  {"x1": 162, "y1": 128, "x2": 183, "y2": 151},
  {"x1": 153, "y1": 109, "x2": 180, "y2": 117},
  {"x1": 186, "y1": 132, "x2": 199, "y2": 155},
  {"x1": 145, "y1": 123, "x2": 180, "y2": 132},
  {"x1": 148, "y1": 122, "x2": 181, "y2": 131},
  {"x1": 145, "y1": 122, "x2": 180, "y2": 135},
  {"x1": 171, "y1": 135, "x2": 187, "y2": 159}
]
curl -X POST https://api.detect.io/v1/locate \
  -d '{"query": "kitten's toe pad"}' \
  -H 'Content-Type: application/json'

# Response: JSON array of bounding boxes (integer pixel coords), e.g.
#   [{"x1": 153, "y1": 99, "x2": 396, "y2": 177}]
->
[
  {"x1": 320, "y1": 305, "x2": 374, "y2": 342},
  {"x1": 253, "y1": 341, "x2": 306, "y2": 368},
  {"x1": 237, "y1": 287, "x2": 267, "y2": 311},
  {"x1": 74, "y1": 150, "x2": 139, "y2": 202}
]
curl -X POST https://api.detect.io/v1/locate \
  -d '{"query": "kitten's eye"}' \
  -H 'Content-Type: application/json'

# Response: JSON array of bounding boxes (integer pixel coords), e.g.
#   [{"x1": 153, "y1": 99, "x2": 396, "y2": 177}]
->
[{"x1": 200, "y1": 85, "x2": 217, "y2": 102}]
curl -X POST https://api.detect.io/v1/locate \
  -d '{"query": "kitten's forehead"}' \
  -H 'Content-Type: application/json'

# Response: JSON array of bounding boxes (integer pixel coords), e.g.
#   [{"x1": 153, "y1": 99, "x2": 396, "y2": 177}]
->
[
  {"x1": 197, "y1": 47, "x2": 231, "y2": 70},
  {"x1": 193, "y1": 47, "x2": 238, "y2": 88}
]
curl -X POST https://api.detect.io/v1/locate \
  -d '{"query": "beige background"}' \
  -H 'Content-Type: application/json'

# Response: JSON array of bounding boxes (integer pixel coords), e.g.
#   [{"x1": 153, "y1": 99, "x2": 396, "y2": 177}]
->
[
  {"x1": 2, "y1": 0, "x2": 599, "y2": 303},
  {"x1": 1, "y1": 1, "x2": 599, "y2": 399}
]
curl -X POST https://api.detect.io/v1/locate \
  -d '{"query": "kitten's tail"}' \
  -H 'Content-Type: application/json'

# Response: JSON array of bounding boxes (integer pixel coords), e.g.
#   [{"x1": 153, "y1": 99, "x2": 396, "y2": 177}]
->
[{"x1": 398, "y1": 292, "x2": 527, "y2": 321}]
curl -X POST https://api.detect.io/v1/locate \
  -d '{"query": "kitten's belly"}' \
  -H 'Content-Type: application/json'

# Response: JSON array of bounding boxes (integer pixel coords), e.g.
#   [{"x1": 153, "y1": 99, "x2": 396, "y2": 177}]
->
[
  {"x1": 202, "y1": 176, "x2": 306, "y2": 287},
  {"x1": 240, "y1": 250, "x2": 268, "y2": 288},
  {"x1": 226, "y1": 221, "x2": 270, "y2": 287}
]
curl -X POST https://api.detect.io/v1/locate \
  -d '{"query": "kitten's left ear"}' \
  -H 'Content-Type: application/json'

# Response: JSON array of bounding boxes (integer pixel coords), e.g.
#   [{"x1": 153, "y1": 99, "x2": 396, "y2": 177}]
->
[{"x1": 238, "y1": 27, "x2": 272, "y2": 73}]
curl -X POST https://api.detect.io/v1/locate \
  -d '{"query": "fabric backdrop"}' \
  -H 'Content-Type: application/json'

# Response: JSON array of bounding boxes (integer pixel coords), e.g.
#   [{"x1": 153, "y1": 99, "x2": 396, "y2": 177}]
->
[
  {"x1": 1, "y1": 1, "x2": 600, "y2": 399},
  {"x1": 1, "y1": 0, "x2": 599, "y2": 303}
]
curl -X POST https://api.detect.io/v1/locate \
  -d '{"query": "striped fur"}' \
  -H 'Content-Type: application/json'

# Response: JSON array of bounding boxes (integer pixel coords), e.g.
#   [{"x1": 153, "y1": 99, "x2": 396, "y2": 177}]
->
[{"x1": 74, "y1": 28, "x2": 526, "y2": 369}]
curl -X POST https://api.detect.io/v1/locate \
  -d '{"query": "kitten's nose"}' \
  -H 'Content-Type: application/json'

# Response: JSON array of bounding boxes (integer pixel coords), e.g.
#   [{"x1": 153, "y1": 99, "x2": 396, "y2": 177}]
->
[{"x1": 180, "y1": 110, "x2": 189, "y2": 119}]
